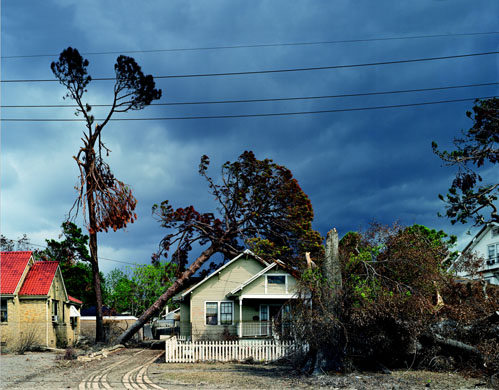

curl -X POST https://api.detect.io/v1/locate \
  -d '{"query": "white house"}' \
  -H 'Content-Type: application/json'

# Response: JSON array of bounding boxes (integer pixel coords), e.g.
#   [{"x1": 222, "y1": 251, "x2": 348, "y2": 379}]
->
[{"x1": 452, "y1": 223, "x2": 499, "y2": 285}]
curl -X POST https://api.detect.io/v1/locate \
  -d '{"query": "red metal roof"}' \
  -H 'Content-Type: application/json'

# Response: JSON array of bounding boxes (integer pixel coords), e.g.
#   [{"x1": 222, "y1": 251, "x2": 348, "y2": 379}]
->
[
  {"x1": 0, "y1": 251, "x2": 32, "y2": 294},
  {"x1": 18, "y1": 261, "x2": 59, "y2": 296},
  {"x1": 68, "y1": 295, "x2": 83, "y2": 304}
]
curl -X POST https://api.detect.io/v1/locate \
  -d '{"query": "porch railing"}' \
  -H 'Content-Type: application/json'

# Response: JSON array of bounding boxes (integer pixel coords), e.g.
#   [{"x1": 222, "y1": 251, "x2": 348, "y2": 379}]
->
[{"x1": 241, "y1": 321, "x2": 273, "y2": 337}]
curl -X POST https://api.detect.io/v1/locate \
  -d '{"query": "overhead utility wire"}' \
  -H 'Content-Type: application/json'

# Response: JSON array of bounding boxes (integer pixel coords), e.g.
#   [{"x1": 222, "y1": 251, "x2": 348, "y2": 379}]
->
[
  {"x1": 2, "y1": 82, "x2": 497, "y2": 108},
  {"x1": 2, "y1": 31, "x2": 499, "y2": 59},
  {"x1": 2, "y1": 96, "x2": 495, "y2": 122},
  {"x1": 2, "y1": 51, "x2": 498, "y2": 83},
  {"x1": 28, "y1": 242, "x2": 138, "y2": 265}
]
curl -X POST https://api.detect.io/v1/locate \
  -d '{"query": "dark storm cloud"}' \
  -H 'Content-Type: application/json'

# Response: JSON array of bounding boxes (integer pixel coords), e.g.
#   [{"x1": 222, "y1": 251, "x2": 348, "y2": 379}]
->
[{"x1": 1, "y1": 0, "x2": 498, "y2": 272}]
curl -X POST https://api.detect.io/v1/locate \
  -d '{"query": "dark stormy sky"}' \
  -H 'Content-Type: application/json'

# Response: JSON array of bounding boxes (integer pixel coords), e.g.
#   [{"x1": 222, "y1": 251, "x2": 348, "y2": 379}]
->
[{"x1": 1, "y1": 0, "x2": 498, "y2": 274}]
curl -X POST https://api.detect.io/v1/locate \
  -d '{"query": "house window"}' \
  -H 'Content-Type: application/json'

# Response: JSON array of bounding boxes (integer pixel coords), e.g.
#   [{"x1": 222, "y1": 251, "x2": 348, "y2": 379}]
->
[
  {"x1": 267, "y1": 275, "x2": 285, "y2": 284},
  {"x1": 52, "y1": 300, "x2": 59, "y2": 322},
  {"x1": 220, "y1": 302, "x2": 233, "y2": 325},
  {"x1": 1, "y1": 299, "x2": 7, "y2": 323},
  {"x1": 260, "y1": 305, "x2": 268, "y2": 321},
  {"x1": 488, "y1": 244, "x2": 498, "y2": 264},
  {"x1": 205, "y1": 301, "x2": 233, "y2": 325},
  {"x1": 206, "y1": 302, "x2": 218, "y2": 325}
]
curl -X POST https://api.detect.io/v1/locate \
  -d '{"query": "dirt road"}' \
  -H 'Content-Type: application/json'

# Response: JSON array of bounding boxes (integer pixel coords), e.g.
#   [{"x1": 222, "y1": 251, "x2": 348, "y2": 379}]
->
[
  {"x1": 0, "y1": 348, "x2": 494, "y2": 389},
  {"x1": 1, "y1": 348, "x2": 165, "y2": 390}
]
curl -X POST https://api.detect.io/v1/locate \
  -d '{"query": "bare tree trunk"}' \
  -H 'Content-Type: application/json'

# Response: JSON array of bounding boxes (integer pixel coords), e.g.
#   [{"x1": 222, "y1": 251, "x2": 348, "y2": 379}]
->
[
  {"x1": 86, "y1": 158, "x2": 105, "y2": 343},
  {"x1": 324, "y1": 228, "x2": 342, "y2": 294},
  {"x1": 89, "y1": 242, "x2": 105, "y2": 343},
  {"x1": 116, "y1": 245, "x2": 217, "y2": 345},
  {"x1": 312, "y1": 228, "x2": 344, "y2": 375}
]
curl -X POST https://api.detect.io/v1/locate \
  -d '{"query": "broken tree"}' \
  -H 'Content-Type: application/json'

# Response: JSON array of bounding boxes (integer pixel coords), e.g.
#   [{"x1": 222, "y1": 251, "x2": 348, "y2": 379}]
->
[
  {"x1": 117, "y1": 151, "x2": 324, "y2": 344},
  {"x1": 51, "y1": 47, "x2": 161, "y2": 342}
]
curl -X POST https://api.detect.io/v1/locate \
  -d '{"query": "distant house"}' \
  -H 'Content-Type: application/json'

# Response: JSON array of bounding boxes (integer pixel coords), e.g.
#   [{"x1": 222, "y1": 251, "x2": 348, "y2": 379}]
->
[
  {"x1": 0, "y1": 251, "x2": 82, "y2": 350},
  {"x1": 174, "y1": 249, "x2": 299, "y2": 341},
  {"x1": 451, "y1": 223, "x2": 499, "y2": 285}
]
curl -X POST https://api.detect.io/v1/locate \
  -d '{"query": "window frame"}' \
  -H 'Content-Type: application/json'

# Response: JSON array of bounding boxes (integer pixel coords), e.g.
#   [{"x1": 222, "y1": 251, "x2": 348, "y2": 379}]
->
[
  {"x1": 265, "y1": 274, "x2": 288, "y2": 293},
  {"x1": 0, "y1": 299, "x2": 7, "y2": 323},
  {"x1": 488, "y1": 243, "x2": 499, "y2": 264},
  {"x1": 205, "y1": 301, "x2": 234, "y2": 326},
  {"x1": 52, "y1": 299, "x2": 59, "y2": 322}
]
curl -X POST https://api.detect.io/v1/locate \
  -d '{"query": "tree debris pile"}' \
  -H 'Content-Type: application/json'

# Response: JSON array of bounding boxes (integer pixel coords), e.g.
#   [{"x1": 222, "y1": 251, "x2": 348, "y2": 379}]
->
[{"x1": 290, "y1": 223, "x2": 499, "y2": 380}]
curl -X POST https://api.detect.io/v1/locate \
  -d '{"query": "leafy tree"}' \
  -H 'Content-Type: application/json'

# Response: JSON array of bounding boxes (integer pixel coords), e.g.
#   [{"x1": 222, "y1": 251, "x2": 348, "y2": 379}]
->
[
  {"x1": 117, "y1": 151, "x2": 323, "y2": 344},
  {"x1": 293, "y1": 223, "x2": 466, "y2": 373},
  {"x1": 433, "y1": 97, "x2": 498, "y2": 225},
  {"x1": 0, "y1": 234, "x2": 32, "y2": 251},
  {"x1": 38, "y1": 222, "x2": 105, "y2": 307},
  {"x1": 51, "y1": 47, "x2": 161, "y2": 341},
  {"x1": 106, "y1": 263, "x2": 176, "y2": 316},
  {"x1": 106, "y1": 269, "x2": 136, "y2": 314}
]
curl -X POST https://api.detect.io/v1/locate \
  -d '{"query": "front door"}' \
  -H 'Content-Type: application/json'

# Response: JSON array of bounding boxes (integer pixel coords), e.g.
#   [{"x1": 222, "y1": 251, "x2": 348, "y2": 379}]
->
[{"x1": 259, "y1": 305, "x2": 282, "y2": 337}]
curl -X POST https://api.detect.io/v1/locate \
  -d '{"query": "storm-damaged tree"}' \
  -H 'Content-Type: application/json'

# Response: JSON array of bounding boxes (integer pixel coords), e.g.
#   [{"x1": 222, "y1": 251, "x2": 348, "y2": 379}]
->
[
  {"x1": 294, "y1": 223, "x2": 499, "y2": 377},
  {"x1": 292, "y1": 223, "x2": 461, "y2": 373},
  {"x1": 433, "y1": 97, "x2": 498, "y2": 226},
  {"x1": 117, "y1": 151, "x2": 324, "y2": 344},
  {"x1": 51, "y1": 47, "x2": 161, "y2": 342}
]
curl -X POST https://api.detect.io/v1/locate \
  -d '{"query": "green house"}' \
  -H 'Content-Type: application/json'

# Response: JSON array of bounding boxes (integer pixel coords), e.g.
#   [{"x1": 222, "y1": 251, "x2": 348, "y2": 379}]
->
[{"x1": 174, "y1": 249, "x2": 299, "y2": 341}]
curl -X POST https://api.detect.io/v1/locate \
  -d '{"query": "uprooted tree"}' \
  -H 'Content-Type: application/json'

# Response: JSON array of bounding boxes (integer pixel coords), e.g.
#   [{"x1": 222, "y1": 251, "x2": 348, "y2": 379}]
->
[
  {"x1": 432, "y1": 97, "x2": 498, "y2": 226},
  {"x1": 51, "y1": 47, "x2": 161, "y2": 342},
  {"x1": 291, "y1": 222, "x2": 498, "y2": 376},
  {"x1": 117, "y1": 151, "x2": 324, "y2": 344}
]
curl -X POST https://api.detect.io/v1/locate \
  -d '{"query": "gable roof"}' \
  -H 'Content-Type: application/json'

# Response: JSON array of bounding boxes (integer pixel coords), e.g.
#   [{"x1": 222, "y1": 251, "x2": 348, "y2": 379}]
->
[
  {"x1": 228, "y1": 260, "x2": 287, "y2": 296},
  {"x1": 18, "y1": 261, "x2": 60, "y2": 296},
  {"x1": 461, "y1": 222, "x2": 499, "y2": 254},
  {"x1": 0, "y1": 251, "x2": 33, "y2": 294},
  {"x1": 175, "y1": 249, "x2": 269, "y2": 301},
  {"x1": 68, "y1": 295, "x2": 83, "y2": 305}
]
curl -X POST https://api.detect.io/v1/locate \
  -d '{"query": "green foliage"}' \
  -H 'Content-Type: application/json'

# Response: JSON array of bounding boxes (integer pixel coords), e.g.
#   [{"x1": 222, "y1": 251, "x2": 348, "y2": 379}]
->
[
  {"x1": 0, "y1": 234, "x2": 32, "y2": 251},
  {"x1": 106, "y1": 262, "x2": 177, "y2": 316},
  {"x1": 433, "y1": 97, "x2": 499, "y2": 226},
  {"x1": 338, "y1": 223, "x2": 457, "y2": 315},
  {"x1": 37, "y1": 222, "x2": 105, "y2": 307},
  {"x1": 154, "y1": 151, "x2": 324, "y2": 271}
]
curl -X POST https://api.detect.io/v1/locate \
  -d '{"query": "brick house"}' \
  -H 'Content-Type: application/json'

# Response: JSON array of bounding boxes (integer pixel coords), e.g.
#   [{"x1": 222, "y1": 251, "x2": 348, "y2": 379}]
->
[{"x1": 0, "y1": 251, "x2": 82, "y2": 350}]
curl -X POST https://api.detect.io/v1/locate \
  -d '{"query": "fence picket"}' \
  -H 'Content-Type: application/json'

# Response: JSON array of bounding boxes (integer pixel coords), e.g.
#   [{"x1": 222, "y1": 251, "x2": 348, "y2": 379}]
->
[{"x1": 165, "y1": 338, "x2": 295, "y2": 363}]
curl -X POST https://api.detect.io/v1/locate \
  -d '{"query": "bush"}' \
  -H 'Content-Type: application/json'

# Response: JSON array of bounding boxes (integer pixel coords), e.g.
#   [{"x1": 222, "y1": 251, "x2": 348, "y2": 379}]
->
[{"x1": 15, "y1": 328, "x2": 42, "y2": 354}]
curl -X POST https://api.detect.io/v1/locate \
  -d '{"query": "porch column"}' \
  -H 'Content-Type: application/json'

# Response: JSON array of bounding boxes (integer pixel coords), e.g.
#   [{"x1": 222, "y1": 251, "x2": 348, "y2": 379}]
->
[{"x1": 238, "y1": 297, "x2": 243, "y2": 337}]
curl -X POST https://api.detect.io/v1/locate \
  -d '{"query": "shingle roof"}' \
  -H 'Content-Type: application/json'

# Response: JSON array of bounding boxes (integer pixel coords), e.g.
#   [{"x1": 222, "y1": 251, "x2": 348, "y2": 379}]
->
[
  {"x1": 68, "y1": 295, "x2": 83, "y2": 304},
  {"x1": 0, "y1": 251, "x2": 32, "y2": 294},
  {"x1": 18, "y1": 261, "x2": 59, "y2": 296}
]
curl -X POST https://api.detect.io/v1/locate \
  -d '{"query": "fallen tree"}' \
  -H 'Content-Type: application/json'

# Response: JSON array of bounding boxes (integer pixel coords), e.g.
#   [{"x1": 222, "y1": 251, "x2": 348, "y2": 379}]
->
[
  {"x1": 117, "y1": 151, "x2": 323, "y2": 344},
  {"x1": 290, "y1": 223, "x2": 499, "y2": 377}
]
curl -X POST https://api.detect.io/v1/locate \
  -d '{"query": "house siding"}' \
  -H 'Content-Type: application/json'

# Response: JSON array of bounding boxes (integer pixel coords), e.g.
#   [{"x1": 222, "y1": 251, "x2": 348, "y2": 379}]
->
[
  {"x1": 189, "y1": 256, "x2": 265, "y2": 340},
  {"x1": 239, "y1": 269, "x2": 298, "y2": 295},
  {"x1": 456, "y1": 225, "x2": 499, "y2": 285},
  {"x1": 0, "y1": 297, "x2": 21, "y2": 349},
  {"x1": 1, "y1": 258, "x2": 81, "y2": 351}
]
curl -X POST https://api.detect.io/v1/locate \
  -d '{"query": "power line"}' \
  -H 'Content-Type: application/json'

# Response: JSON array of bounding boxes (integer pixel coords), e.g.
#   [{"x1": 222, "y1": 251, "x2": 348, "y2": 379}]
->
[
  {"x1": 2, "y1": 31, "x2": 499, "y2": 59},
  {"x1": 1, "y1": 82, "x2": 497, "y2": 108},
  {"x1": 28, "y1": 242, "x2": 139, "y2": 265},
  {"x1": 2, "y1": 96, "x2": 495, "y2": 122},
  {"x1": 2, "y1": 51, "x2": 498, "y2": 83}
]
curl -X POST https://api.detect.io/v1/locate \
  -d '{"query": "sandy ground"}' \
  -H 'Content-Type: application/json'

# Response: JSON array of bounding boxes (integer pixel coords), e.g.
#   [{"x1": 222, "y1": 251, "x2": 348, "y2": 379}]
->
[{"x1": 0, "y1": 349, "x2": 495, "y2": 390}]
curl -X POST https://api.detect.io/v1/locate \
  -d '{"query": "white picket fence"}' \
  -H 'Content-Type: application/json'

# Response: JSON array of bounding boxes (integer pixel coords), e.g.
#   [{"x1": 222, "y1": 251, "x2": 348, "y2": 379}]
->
[{"x1": 165, "y1": 336, "x2": 295, "y2": 363}]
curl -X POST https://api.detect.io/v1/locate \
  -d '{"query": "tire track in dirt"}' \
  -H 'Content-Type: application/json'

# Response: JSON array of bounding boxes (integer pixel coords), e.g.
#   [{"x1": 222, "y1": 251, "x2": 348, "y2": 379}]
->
[
  {"x1": 121, "y1": 351, "x2": 165, "y2": 390},
  {"x1": 78, "y1": 349, "x2": 145, "y2": 389}
]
